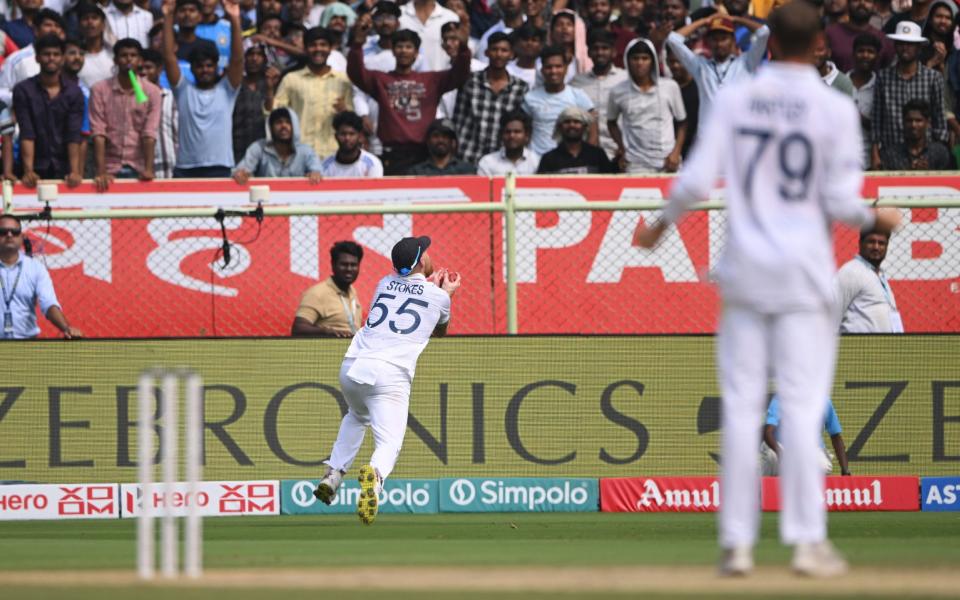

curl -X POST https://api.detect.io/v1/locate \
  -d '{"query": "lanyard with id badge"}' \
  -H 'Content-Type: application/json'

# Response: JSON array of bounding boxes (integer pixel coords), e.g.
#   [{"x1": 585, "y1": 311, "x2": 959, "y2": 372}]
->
[{"x1": 0, "y1": 263, "x2": 22, "y2": 338}]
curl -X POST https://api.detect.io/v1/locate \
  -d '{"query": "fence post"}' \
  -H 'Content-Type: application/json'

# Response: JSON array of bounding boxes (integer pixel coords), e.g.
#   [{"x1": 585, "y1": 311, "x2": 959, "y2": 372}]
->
[{"x1": 505, "y1": 172, "x2": 518, "y2": 335}]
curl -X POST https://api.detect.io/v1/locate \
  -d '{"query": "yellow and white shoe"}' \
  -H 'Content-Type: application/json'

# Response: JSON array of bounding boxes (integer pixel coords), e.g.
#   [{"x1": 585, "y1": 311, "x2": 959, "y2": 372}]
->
[{"x1": 357, "y1": 465, "x2": 382, "y2": 525}]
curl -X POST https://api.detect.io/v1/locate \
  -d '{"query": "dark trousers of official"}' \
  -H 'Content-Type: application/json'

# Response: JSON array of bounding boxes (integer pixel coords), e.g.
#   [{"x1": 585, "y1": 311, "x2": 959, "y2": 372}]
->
[
  {"x1": 174, "y1": 165, "x2": 232, "y2": 178},
  {"x1": 381, "y1": 145, "x2": 428, "y2": 176}
]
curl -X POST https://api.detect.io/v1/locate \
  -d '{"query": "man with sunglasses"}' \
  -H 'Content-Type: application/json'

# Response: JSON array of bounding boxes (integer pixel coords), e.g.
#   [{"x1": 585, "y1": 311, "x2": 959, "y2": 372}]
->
[{"x1": 0, "y1": 214, "x2": 81, "y2": 339}]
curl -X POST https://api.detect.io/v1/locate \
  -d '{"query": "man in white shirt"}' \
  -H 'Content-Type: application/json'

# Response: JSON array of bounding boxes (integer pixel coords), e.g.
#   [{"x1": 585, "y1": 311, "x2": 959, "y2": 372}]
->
[
  {"x1": 521, "y1": 45, "x2": 596, "y2": 155},
  {"x1": 313, "y1": 236, "x2": 461, "y2": 525},
  {"x1": 105, "y1": 0, "x2": 154, "y2": 47},
  {"x1": 636, "y1": 2, "x2": 900, "y2": 578},
  {"x1": 399, "y1": 0, "x2": 459, "y2": 71},
  {"x1": 77, "y1": 3, "x2": 114, "y2": 88},
  {"x1": 477, "y1": 109, "x2": 540, "y2": 175},
  {"x1": 836, "y1": 228, "x2": 902, "y2": 332},
  {"x1": 320, "y1": 111, "x2": 384, "y2": 177},
  {"x1": 475, "y1": 0, "x2": 524, "y2": 63}
]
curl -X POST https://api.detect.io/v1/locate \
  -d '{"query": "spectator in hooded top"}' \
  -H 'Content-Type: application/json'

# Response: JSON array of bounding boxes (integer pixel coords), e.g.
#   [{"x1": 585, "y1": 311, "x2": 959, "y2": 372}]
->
[
  {"x1": 608, "y1": 38, "x2": 686, "y2": 174},
  {"x1": 162, "y1": 0, "x2": 244, "y2": 178},
  {"x1": 232, "y1": 107, "x2": 324, "y2": 183}
]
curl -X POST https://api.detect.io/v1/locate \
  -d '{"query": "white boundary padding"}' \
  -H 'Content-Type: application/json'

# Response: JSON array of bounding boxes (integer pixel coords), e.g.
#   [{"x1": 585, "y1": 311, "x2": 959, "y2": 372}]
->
[{"x1": 137, "y1": 369, "x2": 203, "y2": 581}]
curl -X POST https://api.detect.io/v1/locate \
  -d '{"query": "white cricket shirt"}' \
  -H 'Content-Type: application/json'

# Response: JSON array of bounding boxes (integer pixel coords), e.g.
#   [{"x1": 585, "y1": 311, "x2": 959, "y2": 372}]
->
[
  {"x1": 665, "y1": 62, "x2": 876, "y2": 312},
  {"x1": 344, "y1": 272, "x2": 451, "y2": 378},
  {"x1": 836, "y1": 255, "x2": 902, "y2": 333}
]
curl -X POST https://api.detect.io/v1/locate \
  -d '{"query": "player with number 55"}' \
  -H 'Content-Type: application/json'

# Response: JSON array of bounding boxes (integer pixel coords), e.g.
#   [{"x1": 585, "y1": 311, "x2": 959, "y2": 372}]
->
[{"x1": 313, "y1": 236, "x2": 461, "y2": 525}]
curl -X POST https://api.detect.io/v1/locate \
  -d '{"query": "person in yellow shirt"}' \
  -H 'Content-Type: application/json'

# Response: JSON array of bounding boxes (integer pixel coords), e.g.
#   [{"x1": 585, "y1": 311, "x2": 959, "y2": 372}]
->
[{"x1": 268, "y1": 26, "x2": 353, "y2": 158}]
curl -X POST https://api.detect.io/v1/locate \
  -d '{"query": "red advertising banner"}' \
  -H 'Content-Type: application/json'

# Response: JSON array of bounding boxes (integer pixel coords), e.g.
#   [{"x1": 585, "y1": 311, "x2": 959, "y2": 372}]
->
[
  {"x1": 0, "y1": 483, "x2": 120, "y2": 520},
  {"x1": 600, "y1": 476, "x2": 720, "y2": 512},
  {"x1": 120, "y1": 480, "x2": 280, "y2": 517},
  {"x1": 11, "y1": 175, "x2": 960, "y2": 337},
  {"x1": 761, "y1": 476, "x2": 920, "y2": 512}
]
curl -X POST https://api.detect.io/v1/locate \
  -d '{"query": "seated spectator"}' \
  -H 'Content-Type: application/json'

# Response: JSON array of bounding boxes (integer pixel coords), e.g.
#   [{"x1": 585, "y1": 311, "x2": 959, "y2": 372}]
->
[
  {"x1": 163, "y1": 0, "x2": 243, "y2": 178},
  {"x1": 506, "y1": 22, "x2": 545, "y2": 89},
  {"x1": 78, "y1": 3, "x2": 114, "y2": 89},
  {"x1": 0, "y1": 9, "x2": 66, "y2": 106},
  {"x1": 90, "y1": 38, "x2": 162, "y2": 191},
  {"x1": 407, "y1": 118, "x2": 476, "y2": 175},
  {"x1": 0, "y1": 214, "x2": 82, "y2": 339},
  {"x1": 522, "y1": 45, "x2": 596, "y2": 155},
  {"x1": 347, "y1": 21, "x2": 471, "y2": 175},
  {"x1": 477, "y1": 109, "x2": 540, "y2": 176},
  {"x1": 849, "y1": 33, "x2": 881, "y2": 165},
  {"x1": 233, "y1": 107, "x2": 323, "y2": 183},
  {"x1": 105, "y1": 0, "x2": 154, "y2": 48},
  {"x1": 270, "y1": 27, "x2": 353, "y2": 160},
  {"x1": 452, "y1": 31, "x2": 527, "y2": 163},
  {"x1": 608, "y1": 39, "x2": 686, "y2": 174},
  {"x1": 139, "y1": 49, "x2": 178, "y2": 178},
  {"x1": 571, "y1": 28, "x2": 627, "y2": 160},
  {"x1": 320, "y1": 110, "x2": 384, "y2": 177},
  {"x1": 870, "y1": 21, "x2": 947, "y2": 169},
  {"x1": 292, "y1": 240, "x2": 364, "y2": 338},
  {"x1": 814, "y1": 32, "x2": 855, "y2": 96},
  {"x1": 879, "y1": 98, "x2": 954, "y2": 170},
  {"x1": 537, "y1": 106, "x2": 616, "y2": 174},
  {"x1": 13, "y1": 35, "x2": 84, "y2": 187},
  {"x1": 826, "y1": 0, "x2": 895, "y2": 72}
]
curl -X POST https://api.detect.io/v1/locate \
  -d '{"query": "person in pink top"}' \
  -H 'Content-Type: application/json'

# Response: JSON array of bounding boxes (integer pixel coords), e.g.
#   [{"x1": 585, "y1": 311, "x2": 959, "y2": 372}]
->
[{"x1": 89, "y1": 38, "x2": 162, "y2": 191}]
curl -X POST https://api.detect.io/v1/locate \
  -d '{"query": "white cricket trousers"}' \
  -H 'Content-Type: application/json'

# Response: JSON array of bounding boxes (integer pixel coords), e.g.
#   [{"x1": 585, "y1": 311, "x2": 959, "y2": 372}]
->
[
  {"x1": 325, "y1": 358, "x2": 411, "y2": 481},
  {"x1": 717, "y1": 304, "x2": 836, "y2": 548}
]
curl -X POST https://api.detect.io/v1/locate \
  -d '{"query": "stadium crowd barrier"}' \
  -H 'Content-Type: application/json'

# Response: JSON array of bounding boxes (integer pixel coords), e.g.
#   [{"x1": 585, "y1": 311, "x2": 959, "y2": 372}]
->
[{"x1": 3, "y1": 173, "x2": 960, "y2": 337}]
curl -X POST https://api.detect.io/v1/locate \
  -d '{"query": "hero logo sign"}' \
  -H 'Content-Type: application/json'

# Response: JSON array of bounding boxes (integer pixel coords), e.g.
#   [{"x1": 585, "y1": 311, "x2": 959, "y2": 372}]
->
[
  {"x1": 58, "y1": 485, "x2": 116, "y2": 516},
  {"x1": 219, "y1": 483, "x2": 276, "y2": 514}
]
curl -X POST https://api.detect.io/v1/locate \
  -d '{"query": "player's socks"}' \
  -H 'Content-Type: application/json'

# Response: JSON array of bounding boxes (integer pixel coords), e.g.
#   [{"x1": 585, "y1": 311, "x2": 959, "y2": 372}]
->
[
  {"x1": 314, "y1": 467, "x2": 344, "y2": 506},
  {"x1": 357, "y1": 465, "x2": 382, "y2": 525}
]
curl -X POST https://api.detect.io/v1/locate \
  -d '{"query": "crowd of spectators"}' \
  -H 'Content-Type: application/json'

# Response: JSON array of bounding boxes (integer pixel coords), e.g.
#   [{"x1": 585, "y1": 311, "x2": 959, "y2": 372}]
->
[{"x1": 0, "y1": 0, "x2": 957, "y2": 187}]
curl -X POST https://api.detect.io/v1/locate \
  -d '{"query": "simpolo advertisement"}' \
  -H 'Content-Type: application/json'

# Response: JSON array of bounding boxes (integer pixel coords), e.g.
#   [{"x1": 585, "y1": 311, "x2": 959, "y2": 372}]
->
[
  {"x1": 281, "y1": 479, "x2": 439, "y2": 515},
  {"x1": 439, "y1": 478, "x2": 598, "y2": 512},
  {"x1": 0, "y1": 337, "x2": 957, "y2": 483}
]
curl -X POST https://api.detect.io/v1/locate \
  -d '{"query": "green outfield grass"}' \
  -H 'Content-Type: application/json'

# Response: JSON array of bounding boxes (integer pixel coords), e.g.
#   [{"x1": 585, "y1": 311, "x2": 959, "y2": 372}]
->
[{"x1": 0, "y1": 512, "x2": 958, "y2": 599}]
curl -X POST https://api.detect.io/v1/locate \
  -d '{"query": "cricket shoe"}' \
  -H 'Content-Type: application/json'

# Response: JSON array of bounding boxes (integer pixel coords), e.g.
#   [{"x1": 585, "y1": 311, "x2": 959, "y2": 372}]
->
[
  {"x1": 357, "y1": 465, "x2": 382, "y2": 525},
  {"x1": 313, "y1": 467, "x2": 344, "y2": 506},
  {"x1": 717, "y1": 546, "x2": 754, "y2": 577},
  {"x1": 792, "y1": 540, "x2": 848, "y2": 577}
]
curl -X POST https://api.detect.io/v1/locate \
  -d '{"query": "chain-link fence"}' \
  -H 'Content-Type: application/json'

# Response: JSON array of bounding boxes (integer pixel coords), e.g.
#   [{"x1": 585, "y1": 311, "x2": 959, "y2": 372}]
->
[{"x1": 11, "y1": 178, "x2": 960, "y2": 337}]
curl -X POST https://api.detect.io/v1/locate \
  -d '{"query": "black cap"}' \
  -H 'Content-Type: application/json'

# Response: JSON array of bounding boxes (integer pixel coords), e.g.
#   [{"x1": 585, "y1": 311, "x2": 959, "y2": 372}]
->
[
  {"x1": 391, "y1": 236, "x2": 431, "y2": 275},
  {"x1": 372, "y1": 0, "x2": 401, "y2": 17},
  {"x1": 426, "y1": 118, "x2": 456, "y2": 138}
]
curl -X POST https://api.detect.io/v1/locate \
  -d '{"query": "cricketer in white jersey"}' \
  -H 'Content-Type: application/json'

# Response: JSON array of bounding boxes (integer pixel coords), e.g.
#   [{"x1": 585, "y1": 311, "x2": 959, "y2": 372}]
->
[
  {"x1": 635, "y1": 1, "x2": 900, "y2": 578},
  {"x1": 313, "y1": 236, "x2": 461, "y2": 524}
]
